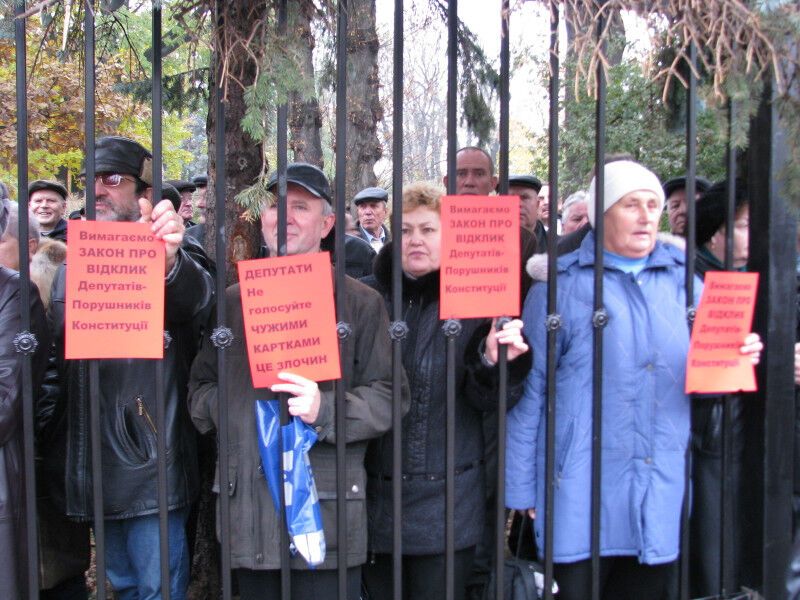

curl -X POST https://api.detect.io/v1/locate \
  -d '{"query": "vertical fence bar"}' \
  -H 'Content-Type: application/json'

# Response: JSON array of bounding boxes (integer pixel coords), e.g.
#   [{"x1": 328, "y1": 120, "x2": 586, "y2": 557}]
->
[
  {"x1": 14, "y1": 2, "x2": 40, "y2": 597},
  {"x1": 150, "y1": 10, "x2": 171, "y2": 600},
  {"x1": 542, "y1": 1, "x2": 560, "y2": 598},
  {"x1": 719, "y1": 100, "x2": 737, "y2": 596},
  {"x1": 590, "y1": 5, "x2": 607, "y2": 599},
  {"x1": 390, "y1": 0, "x2": 405, "y2": 597},
  {"x1": 679, "y1": 39, "x2": 698, "y2": 600},
  {"x1": 445, "y1": 2, "x2": 458, "y2": 599},
  {"x1": 494, "y1": 2, "x2": 511, "y2": 599},
  {"x1": 334, "y1": 1, "x2": 349, "y2": 597},
  {"x1": 83, "y1": 3, "x2": 107, "y2": 598},
  {"x1": 275, "y1": 1, "x2": 292, "y2": 598},
  {"x1": 150, "y1": 7, "x2": 171, "y2": 599},
  {"x1": 749, "y1": 77, "x2": 794, "y2": 600},
  {"x1": 212, "y1": 16, "x2": 233, "y2": 594}
]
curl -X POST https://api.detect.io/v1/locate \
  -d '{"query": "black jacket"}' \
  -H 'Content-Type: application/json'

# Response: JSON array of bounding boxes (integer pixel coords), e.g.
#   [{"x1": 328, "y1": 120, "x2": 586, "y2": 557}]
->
[
  {"x1": 46, "y1": 243, "x2": 214, "y2": 520},
  {"x1": 362, "y1": 244, "x2": 531, "y2": 554},
  {"x1": 0, "y1": 268, "x2": 50, "y2": 598},
  {"x1": 43, "y1": 218, "x2": 68, "y2": 243}
]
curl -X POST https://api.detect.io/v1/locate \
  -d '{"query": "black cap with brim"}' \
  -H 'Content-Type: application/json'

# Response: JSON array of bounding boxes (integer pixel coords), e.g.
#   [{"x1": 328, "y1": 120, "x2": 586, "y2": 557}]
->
[
  {"x1": 353, "y1": 186, "x2": 388, "y2": 205},
  {"x1": 192, "y1": 175, "x2": 208, "y2": 188},
  {"x1": 166, "y1": 179, "x2": 196, "y2": 193},
  {"x1": 267, "y1": 163, "x2": 332, "y2": 204},
  {"x1": 161, "y1": 183, "x2": 182, "y2": 211},
  {"x1": 29, "y1": 179, "x2": 68, "y2": 201},
  {"x1": 695, "y1": 180, "x2": 748, "y2": 247},
  {"x1": 81, "y1": 136, "x2": 153, "y2": 186},
  {"x1": 663, "y1": 175, "x2": 711, "y2": 199},
  {"x1": 503, "y1": 175, "x2": 543, "y2": 193}
]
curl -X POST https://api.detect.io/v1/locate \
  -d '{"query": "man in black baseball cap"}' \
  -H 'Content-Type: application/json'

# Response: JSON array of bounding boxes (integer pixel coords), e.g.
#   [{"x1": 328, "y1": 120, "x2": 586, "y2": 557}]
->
[
  {"x1": 29, "y1": 179, "x2": 69, "y2": 242},
  {"x1": 662, "y1": 175, "x2": 711, "y2": 236},
  {"x1": 353, "y1": 186, "x2": 390, "y2": 251},
  {"x1": 189, "y1": 161, "x2": 397, "y2": 598}
]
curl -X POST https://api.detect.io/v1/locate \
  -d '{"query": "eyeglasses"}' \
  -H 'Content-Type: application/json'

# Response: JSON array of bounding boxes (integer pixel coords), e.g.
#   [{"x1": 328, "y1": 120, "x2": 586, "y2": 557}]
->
[{"x1": 80, "y1": 174, "x2": 137, "y2": 188}]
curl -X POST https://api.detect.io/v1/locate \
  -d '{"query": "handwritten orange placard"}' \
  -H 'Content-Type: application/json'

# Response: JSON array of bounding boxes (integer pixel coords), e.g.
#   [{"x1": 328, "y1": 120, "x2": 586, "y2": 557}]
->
[
  {"x1": 439, "y1": 195, "x2": 520, "y2": 319},
  {"x1": 238, "y1": 252, "x2": 341, "y2": 388},
  {"x1": 685, "y1": 271, "x2": 759, "y2": 394},
  {"x1": 65, "y1": 220, "x2": 165, "y2": 359}
]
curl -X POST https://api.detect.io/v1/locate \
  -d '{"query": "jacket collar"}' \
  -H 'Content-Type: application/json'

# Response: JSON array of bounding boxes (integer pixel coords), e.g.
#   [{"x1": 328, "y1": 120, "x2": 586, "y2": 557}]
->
[{"x1": 570, "y1": 230, "x2": 685, "y2": 273}]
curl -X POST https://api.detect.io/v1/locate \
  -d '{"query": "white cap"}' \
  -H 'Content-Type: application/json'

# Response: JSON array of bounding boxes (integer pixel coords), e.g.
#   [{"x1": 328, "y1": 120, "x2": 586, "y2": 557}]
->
[{"x1": 587, "y1": 160, "x2": 665, "y2": 227}]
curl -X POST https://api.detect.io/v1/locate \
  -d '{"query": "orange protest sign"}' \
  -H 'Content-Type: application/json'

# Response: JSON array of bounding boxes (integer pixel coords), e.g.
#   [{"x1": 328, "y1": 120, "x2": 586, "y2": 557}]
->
[
  {"x1": 685, "y1": 271, "x2": 759, "y2": 394},
  {"x1": 238, "y1": 252, "x2": 341, "y2": 389},
  {"x1": 65, "y1": 220, "x2": 165, "y2": 359},
  {"x1": 439, "y1": 195, "x2": 520, "y2": 319}
]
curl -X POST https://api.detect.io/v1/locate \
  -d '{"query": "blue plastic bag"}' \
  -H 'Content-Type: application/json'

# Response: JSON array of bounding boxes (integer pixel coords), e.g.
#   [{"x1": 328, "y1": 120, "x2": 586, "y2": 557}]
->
[{"x1": 255, "y1": 399, "x2": 326, "y2": 567}]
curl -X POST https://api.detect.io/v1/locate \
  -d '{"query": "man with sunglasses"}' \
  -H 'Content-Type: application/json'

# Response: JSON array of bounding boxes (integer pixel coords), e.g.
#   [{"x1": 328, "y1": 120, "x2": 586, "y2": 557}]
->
[{"x1": 44, "y1": 136, "x2": 214, "y2": 600}]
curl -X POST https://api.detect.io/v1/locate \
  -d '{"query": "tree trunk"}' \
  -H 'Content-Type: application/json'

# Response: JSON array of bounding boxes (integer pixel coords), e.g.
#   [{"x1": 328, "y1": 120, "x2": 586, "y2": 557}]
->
[
  {"x1": 205, "y1": 2, "x2": 265, "y2": 287},
  {"x1": 187, "y1": 4, "x2": 268, "y2": 599},
  {"x1": 289, "y1": 0, "x2": 324, "y2": 167},
  {"x1": 341, "y1": 0, "x2": 382, "y2": 205}
]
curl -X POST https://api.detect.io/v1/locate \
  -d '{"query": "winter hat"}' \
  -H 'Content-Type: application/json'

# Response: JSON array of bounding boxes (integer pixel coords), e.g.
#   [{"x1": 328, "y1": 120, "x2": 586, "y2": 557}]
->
[
  {"x1": 587, "y1": 160, "x2": 665, "y2": 227},
  {"x1": 695, "y1": 179, "x2": 748, "y2": 247}
]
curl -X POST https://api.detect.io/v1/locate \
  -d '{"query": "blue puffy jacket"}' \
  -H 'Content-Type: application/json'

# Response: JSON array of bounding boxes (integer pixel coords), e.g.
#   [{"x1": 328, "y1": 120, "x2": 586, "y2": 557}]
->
[{"x1": 505, "y1": 232, "x2": 701, "y2": 565}]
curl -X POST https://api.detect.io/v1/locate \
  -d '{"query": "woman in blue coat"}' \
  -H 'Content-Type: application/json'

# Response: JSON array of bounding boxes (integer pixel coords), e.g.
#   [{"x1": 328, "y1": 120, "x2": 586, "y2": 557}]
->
[{"x1": 505, "y1": 161, "x2": 763, "y2": 599}]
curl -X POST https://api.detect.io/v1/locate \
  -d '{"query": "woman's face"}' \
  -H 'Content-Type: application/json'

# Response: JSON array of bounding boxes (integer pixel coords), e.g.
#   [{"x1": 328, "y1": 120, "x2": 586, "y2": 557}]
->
[
  {"x1": 707, "y1": 205, "x2": 749, "y2": 269},
  {"x1": 603, "y1": 190, "x2": 661, "y2": 258},
  {"x1": 401, "y1": 207, "x2": 441, "y2": 277}
]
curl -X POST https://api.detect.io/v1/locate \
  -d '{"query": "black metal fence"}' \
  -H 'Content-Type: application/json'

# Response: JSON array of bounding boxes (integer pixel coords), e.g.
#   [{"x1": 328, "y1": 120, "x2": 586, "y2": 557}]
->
[{"x1": 10, "y1": 1, "x2": 797, "y2": 599}]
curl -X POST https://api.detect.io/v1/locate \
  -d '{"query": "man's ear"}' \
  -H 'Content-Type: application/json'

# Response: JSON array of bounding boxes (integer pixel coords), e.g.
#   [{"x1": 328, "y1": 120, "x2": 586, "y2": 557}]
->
[
  {"x1": 442, "y1": 174, "x2": 449, "y2": 190},
  {"x1": 321, "y1": 212, "x2": 336, "y2": 238},
  {"x1": 28, "y1": 237, "x2": 38, "y2": 262},
  {"x1": 491, "y1": 175, "x2": 499, "y2": 191}
]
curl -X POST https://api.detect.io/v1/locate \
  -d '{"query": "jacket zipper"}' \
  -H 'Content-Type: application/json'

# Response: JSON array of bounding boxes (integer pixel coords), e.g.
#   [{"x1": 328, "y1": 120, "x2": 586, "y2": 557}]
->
[{"x1": 136, "y1": 397, "x2": 157, "y2": 435}]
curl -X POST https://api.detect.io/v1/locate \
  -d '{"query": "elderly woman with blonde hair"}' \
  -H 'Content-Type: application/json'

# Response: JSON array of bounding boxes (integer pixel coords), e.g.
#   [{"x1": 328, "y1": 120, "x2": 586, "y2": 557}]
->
[{"x1": 362, "y1": 181, "x2": 531, "y2": 599}]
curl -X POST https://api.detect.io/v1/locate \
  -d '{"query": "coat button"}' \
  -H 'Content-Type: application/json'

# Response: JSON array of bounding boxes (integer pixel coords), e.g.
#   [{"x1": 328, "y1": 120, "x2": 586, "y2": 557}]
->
[
  {"x1": 351, "y1": 484, "x2": 359, "y2": 494},
  {"x1": 315, "y1": 426, "x2": 323, "y2": 433},
  {"x1": 256, "y1": 553, "x2": 264, "y2": 563},
  {"x1": 646, "y1": 363, "x2": 654, "y2": 371},
  {"x1": 228, "y1": 482, "x2": 234, "y2": 491},
  {"x1": 644, "y1": 457, "x2": 653, "y2": 464},
  {"x1": 258, "y1": 465, "x2": 263, "y2": 474}
]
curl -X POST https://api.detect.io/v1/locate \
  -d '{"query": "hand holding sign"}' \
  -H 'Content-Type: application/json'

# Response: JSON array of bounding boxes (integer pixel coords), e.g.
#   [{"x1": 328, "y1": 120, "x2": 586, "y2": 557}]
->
[
  {"x1": 271, "y1": 372, "x2": 322, "y2": 424},
  {"x1": 483, "y1": 318, "x2": 529, "y2": 366},
  {"x1": 139, "y1": 197, "x2": 184, "y2": 272},
  {"x1": 740, "y1": 332, "x2": 762, "y2": 365}
]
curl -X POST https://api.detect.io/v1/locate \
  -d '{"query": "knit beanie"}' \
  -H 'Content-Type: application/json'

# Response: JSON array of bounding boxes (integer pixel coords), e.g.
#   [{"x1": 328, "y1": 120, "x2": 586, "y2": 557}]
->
[{"x1": 587, "y1": 160, "x2": 665, "y2": 227}]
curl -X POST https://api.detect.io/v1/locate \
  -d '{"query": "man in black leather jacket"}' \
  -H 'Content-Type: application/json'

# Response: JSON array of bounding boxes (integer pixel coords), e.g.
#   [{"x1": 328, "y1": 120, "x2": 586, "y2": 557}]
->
[{"x1": 45, "y1": 137, "x2": 214, "y2": 600}]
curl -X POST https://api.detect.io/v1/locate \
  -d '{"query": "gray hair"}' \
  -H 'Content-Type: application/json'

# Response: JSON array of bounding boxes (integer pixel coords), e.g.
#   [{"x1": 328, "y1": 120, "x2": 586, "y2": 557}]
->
[
  {"x1": 561, "y1": 190, "x2": 589, "y2": 222},
  {"x1": 3, "y1": 202, "x2": 41, "y2": 242}
]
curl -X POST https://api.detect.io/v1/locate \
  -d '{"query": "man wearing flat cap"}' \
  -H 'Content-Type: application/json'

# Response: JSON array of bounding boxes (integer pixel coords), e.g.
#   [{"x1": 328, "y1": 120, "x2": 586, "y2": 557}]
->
[
  {"x1": 190, "y1": 162, "x2": 403, "y2": 600},
  {"x1": 508, "y1": 175, "x2": 549, "y2": 254},
  {"x1": 663, "y1": 175, "x2": 711, "y2": 237},
  {"x1": 30, "y1": 179, "x2": 69, "y2": 243},
  {"x1": 166, "y1": 179, "x2": 197, "y2": 227},
  {"x1": 353, "y1": 186, "x2": 390, "y2": 252},
  {"x1": 191, "y1": 174, "x2": 208, "y2": 224},
  {"x1": 45, "y1": 136, "x2": 214, "y2": 599}
]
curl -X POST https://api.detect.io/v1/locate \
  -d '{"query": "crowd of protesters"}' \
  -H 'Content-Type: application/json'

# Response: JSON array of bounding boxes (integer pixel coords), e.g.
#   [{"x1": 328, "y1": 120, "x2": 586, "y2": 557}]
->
[{"x1": 0, "y1": 136, "x2": 790, "y2": 600}]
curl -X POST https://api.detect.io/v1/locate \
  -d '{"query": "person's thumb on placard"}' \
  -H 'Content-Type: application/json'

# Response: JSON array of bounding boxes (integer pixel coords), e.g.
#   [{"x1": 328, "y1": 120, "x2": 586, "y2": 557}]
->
[{"x1": 138, "y1": 197, "x2": 154, "y2": 223}]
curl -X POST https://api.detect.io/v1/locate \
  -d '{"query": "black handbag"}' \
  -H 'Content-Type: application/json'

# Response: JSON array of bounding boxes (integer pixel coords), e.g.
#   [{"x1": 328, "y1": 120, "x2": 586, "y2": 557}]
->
[{"x1": 482, "y1": 512, "x2": 556, "y2": 600}]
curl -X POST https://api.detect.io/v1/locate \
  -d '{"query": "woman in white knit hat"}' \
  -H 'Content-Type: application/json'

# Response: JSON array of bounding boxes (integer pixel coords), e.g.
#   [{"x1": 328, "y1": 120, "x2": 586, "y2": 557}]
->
[{"x1": 505, "y1": 161, "x2": 763, "y2": 599}]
